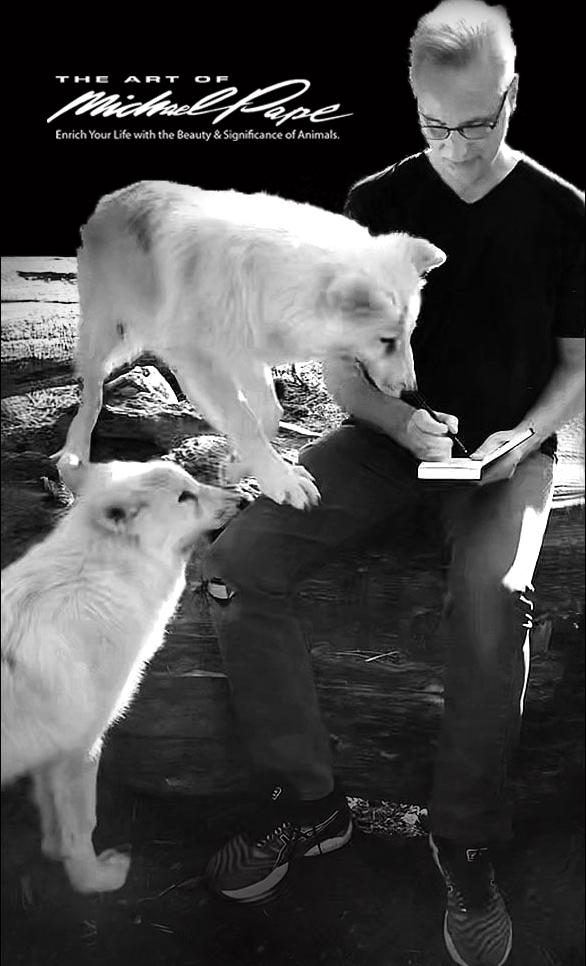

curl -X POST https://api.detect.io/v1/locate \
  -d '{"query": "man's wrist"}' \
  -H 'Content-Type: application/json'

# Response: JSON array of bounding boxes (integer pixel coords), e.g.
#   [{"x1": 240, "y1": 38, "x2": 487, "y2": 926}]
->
[{"x1": 516, "y1": 420, "x2": 547, "y2": 449}]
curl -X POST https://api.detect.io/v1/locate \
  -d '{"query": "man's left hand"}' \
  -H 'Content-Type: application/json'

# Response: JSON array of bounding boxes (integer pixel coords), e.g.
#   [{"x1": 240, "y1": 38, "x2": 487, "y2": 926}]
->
[{"x1": 470, "y1": 429, "x2": 537, "y2": 486}]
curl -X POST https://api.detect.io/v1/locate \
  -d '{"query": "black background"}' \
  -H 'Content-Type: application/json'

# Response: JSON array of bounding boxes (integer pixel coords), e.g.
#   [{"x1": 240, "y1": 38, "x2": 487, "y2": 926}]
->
[{"x1": 4, "y1": 3, "x2": 583, "y2": 255}]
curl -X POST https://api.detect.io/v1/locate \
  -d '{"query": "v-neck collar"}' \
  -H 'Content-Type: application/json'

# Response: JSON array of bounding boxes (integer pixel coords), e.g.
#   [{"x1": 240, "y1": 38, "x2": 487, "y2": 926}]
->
[{"x1": 422, "y1": 151, "x2": 524, "y2": 207}]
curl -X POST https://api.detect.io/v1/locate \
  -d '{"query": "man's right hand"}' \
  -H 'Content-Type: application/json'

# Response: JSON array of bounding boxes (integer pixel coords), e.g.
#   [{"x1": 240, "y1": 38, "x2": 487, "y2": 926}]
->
[{"x1": 404, "y1": 408, "x2": 460, "y2": 460}]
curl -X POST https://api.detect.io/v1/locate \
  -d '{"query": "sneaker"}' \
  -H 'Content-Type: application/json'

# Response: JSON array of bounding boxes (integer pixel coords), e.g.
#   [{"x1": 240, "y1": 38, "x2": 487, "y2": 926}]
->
[
  {"x1": 205, "y1": 784, "x2": 353, "y2": 903},
  {"x1": 430, "y1": 835, "x2": 513, "y2": 966}
]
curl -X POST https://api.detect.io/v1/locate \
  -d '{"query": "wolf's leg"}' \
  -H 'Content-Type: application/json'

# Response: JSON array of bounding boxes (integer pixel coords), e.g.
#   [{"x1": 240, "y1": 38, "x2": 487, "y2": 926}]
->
[
  {"x1": 31, "y1": 751, "x2": 130, "y2": 893},
  {"x1": 52, "y1": 306, "x2": 124, "y2": 471},
  {"x1": 31, "y1": 768, "x2": 62, "y2": 860},
  {"x1": 173, "y1": 354, "x2": 319, "y2": 509},
  {"x1": 236, "y1": 362, "x2": 283, "y2": 441},
  {"x1": 53, "y1": 299, "x2": 135, "y2": 471},
  {"x1": 54, "y1": 357, "x2": 106, "y2": 469},
  {"x1": 224, "y1": 361, "x2": 284, "y2": 480}
]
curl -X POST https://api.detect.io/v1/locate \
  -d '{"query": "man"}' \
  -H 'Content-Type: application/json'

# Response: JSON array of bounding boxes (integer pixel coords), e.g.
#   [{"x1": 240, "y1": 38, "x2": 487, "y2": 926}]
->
[{"x1": 202, "y1": 3, "x2": 584, "y2": 964}]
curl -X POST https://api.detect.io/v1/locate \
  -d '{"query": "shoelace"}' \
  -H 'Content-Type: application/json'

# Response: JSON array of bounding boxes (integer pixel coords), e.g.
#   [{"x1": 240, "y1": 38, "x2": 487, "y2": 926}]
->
[
  {"x1": 253, "y1": 820, "x2": 303, "y2": 858},
  {"x1": 442, "y1": 861, "x2": 498, "y2": 914},
  {"x1": 254, "y1": 820, "x2": 291, "y2": 848}
]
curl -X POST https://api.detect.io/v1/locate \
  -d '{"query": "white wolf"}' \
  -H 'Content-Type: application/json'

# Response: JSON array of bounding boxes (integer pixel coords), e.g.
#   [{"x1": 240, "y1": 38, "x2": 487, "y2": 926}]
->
[
  {"x1": 1, "y1": 457, "x2": 238, "y2": 893},
  {"x1": 56, "y1": 181, "x2": 446, "y2": 508}
]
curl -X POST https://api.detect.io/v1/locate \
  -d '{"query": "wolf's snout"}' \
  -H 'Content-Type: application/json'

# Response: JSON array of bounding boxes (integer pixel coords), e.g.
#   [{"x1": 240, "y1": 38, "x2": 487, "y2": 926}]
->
[
  {"x1": 381, "y1": 384, "x2": 413, "y2": 398},
  {"x1": 377, "y1": 375, "x2": 418, "y2": 397},
  {"x1": 401, "y1": 375, "x2": 418, "y2": 393},
  {"x1": 204, "y1": 486, "x2": 242, "y2": 524}
]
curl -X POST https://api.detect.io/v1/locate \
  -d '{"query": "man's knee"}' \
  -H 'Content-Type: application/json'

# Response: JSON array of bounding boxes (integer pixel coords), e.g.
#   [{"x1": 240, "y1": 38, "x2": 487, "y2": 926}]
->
[
  {"x1": 451, "y1": 535, "x2": 537, "y2": 598},
  {"x1": 201, "y1": 502, "x2": 297, "y2": 602},
  {"x1": 449, "y1": 551, "x2": 535, "y2": 633}
]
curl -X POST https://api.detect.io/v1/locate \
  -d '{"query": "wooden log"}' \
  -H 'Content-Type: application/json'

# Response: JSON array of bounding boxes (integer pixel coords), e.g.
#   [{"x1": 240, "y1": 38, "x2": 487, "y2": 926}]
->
[
  {"x1": 98, "y1": 499, "x2": 584, "y2": 806},
  {"x1": 1, "y1": 440, "x2": 582, "y2": 806}
]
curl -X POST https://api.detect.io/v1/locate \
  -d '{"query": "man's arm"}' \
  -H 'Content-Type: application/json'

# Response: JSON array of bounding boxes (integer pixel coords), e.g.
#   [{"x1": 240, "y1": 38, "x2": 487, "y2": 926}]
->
[
  {"x1": 323, "y1": 356, "x2": 459, "y2": 461},
  {"x1": 520, "y1": 337, "x2": 585, "y2": 442}
]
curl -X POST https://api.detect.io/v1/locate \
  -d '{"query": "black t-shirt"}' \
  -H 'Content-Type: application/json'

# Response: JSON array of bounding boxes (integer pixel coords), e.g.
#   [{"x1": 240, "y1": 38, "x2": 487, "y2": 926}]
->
[{"x1": 345, "y1": 151, "x2": 585, "y2": 454}]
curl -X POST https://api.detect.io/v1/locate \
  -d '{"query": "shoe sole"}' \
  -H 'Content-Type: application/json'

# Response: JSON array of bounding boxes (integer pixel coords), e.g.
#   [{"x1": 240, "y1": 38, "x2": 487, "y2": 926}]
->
[
  {"x1": 217, "y1": 819, "x2": 353, "y2": 904},
  {"x1": 220, "y1": 860, "x2": 290, "y2": 903},
  {"x1": 444, "y1": 913, "x2": 512, "y2": 966},
  {"x1": 302, "y1": 818, "x2": 353, "y2": 856}
]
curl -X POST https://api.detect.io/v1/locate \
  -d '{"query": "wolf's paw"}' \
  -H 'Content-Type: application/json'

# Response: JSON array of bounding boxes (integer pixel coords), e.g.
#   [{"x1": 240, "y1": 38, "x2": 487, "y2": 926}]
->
[
  {"x1": 54, "y1": 451, "x2": 89, "y2": 493},
  {"x1": 257, "y1": 460, "x2": 320, "y2": 510},
  {"x1": 65, "y1": 848, "x2": 131, "y2": 894}
]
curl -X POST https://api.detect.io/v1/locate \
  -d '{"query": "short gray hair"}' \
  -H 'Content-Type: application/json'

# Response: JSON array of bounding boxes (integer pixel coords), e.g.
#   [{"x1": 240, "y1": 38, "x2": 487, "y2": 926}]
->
[{"x1": 409, "y1": 0, "x2": 516, "y2": 89}]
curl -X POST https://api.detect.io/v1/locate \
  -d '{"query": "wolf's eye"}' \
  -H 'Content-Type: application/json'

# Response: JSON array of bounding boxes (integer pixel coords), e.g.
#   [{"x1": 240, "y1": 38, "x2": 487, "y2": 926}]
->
[
  {"x1": 178, "y1": 491, "x2": 197, "y2": 504},
  {"x1": 380, "y1": 337, "x2": 397, "y2": 352}
]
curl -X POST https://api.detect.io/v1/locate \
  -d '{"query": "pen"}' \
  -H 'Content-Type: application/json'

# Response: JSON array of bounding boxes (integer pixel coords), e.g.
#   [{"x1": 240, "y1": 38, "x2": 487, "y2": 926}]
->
[{"x1": 401, "y1": 390, "x2": 470, "y2": 457}]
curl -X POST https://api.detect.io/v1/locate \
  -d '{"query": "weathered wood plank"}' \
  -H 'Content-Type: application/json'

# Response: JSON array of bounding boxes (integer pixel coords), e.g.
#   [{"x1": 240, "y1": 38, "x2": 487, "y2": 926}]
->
[
  {"x1": 1, "y1": 302, "x2": 78, "y2": 360},
  {"x1": 98, "y1": 498, "x2": 583, "y2": 803},
  {"x1": 99, "y1": 615, "x2": 583, "y2": 806},
  {"x1": 1, "y1": 302, "x2": 79, "y2": 397},
  {"x1": 1, "y1": 257, "x2": 78, "y2": 302}
]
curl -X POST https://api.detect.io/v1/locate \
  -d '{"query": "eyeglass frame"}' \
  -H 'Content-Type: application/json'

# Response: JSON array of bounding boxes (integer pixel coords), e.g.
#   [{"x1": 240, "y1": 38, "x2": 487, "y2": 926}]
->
[{"x1": 418, "y1": 82, "x2": 513, "y2": 141}]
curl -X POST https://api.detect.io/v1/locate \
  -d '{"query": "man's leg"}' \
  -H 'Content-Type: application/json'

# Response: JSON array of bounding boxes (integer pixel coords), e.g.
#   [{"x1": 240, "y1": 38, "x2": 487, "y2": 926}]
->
[
  {"x1": 203, "y1": 423, "x2": 419, "y2": 799},
  {"x1": 202, "y1": 424, "x2": 420, "y2": 901},
  {"x1": 428, "y1": 450, "x2": 554, "y2": 966}
]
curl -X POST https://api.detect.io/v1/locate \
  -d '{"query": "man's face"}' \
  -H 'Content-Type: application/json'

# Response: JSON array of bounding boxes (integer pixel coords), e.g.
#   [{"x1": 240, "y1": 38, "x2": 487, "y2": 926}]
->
[{"x1": 414, "y1": 57, "x2": 516, "y2": 187}]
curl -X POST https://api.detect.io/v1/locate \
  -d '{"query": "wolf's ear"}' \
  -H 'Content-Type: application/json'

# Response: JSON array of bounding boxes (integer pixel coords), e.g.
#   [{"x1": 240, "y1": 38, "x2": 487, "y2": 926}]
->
[
  {"x1": 408, "y1": 238, "x2": 447, "y2": 276},
  {"x1": 94, "y1": 495, "x2": 143, "y2": 534},
  {"x1": 326, "y1": 274, "x2": 374, "y2": 315}
]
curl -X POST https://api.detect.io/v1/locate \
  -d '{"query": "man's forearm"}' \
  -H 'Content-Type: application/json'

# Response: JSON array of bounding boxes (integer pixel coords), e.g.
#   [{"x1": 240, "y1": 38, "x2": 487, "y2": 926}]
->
[
  {"x1": 518, "y1": 359, "x2": 585, "y2": 447},
  {"x1": 515, "y1": 339, "x2": 585, "y2": 448},
  {"x1": 323, "y1": 357, "x2": 415, "y2": 446}
]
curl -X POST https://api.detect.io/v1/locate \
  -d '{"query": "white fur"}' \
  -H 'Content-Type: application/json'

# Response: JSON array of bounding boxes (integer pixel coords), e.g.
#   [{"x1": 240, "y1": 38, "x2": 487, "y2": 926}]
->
[
  {"x1": 1, "y1": 457, "x2": 238, "y2": 893},
  {"x1": 56, "y1": 180, "x2": 446, "y2": 509}
]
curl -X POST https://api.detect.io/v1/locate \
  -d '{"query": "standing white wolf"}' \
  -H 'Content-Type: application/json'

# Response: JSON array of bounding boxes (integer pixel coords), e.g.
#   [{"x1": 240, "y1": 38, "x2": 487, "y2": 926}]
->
[{"x1": 56, "y1": 181, "x2": 446, "y2": 507}]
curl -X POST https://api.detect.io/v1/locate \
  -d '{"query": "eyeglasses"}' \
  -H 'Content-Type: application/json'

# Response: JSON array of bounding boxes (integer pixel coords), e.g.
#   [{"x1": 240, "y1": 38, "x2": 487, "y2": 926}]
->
[{"x1": 419, "y1": 85, "x2": 511, "y2": 141}]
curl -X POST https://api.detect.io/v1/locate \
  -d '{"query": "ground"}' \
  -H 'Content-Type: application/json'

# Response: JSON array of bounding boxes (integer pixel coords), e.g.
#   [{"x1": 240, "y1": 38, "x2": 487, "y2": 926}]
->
[
  {"x1": 2, "y1": 778, "x2": 584, "y2": 966},
  {"x1": 1, "y1": 364, "x2": 584, "y2": 966}
]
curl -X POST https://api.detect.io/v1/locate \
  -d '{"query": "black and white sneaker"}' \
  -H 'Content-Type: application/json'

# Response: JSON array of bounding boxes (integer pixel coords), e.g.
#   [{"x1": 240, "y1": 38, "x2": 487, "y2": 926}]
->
[
  {"x1": 205, "y1": 784, "x2": 352, "y2": 903},
  {"x1": 430, "y1": 834, "x2": 513, "y2": 966}
]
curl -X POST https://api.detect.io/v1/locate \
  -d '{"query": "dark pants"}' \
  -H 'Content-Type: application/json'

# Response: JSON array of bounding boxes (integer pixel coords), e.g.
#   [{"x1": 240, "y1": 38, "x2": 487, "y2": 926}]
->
[{"x1": 202, "y1": 424, "x2": 554, "y2": 844}]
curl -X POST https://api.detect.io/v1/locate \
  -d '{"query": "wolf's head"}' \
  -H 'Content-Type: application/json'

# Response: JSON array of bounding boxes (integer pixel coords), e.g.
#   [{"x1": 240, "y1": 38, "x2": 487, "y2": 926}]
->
[
  {"x1": 58, "y1": 456, "x2": 240, "y2": 558},
  {"x1": 323, "y1": 233, "x2": 446, "y2": 395}
]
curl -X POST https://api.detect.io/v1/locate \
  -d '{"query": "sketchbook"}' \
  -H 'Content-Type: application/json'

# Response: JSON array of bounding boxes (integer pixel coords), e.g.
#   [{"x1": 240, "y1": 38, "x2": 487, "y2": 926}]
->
[{"x1": 417, "y1": 428, "x2": 535, "y2": 480}]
